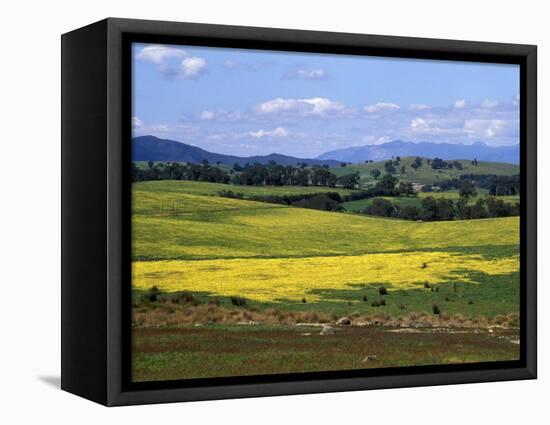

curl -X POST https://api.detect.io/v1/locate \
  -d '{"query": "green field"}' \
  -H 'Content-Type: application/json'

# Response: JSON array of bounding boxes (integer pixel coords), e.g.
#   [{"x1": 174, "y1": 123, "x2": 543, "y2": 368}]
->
[
  {"x1": 131, "y1": 179, "x2": 520, "y2": 381},
  {"x1": 330, "y1": 157, "x2": 519, "y2": 186}
]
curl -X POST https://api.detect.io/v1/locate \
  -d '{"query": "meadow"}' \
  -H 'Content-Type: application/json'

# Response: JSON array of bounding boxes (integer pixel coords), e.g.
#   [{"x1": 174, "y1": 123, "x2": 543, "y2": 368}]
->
[{"x1": 131, "y1": 179, "x2": 520, "y2": 381}]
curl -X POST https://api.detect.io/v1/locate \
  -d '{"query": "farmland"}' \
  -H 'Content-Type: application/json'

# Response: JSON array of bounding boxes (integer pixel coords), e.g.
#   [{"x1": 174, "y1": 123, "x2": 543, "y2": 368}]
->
[{"x1": 131, "y1": 179, "x2": 520, "y2": 381}]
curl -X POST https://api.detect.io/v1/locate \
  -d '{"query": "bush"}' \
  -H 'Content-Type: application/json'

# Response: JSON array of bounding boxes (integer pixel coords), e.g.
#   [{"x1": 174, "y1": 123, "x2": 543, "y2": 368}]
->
[
  {"x1": 230, "y1": 296, "x2": 248, "y2": 307},
  {"x1": 468, "y1": 299, "x2": 474, "y2": 305},
  {"x1": 169, "y1": 291, "x2": 199, "y2": 305},
  {"x1": 301, "y1": 297, "x2": 307, "y2": 303},
  {"x1": 371, "y1": 300, "x2": 380, "y2": 307},
  {"x1": 380, "y1": 299, "x2": 386, "y2": 306},
  {"x1": 432, "y1": 304, "x2": 441, "y2": 315},
  {"x1": 363, "y1": 295, "x2": 368, "y2": 302},
  {"x1": 142, "y1": 286, "x2": 160, "y2": 303},
  {"x1": 424, "y1": 282, "x2": 431, "y2": 289},
  {"x1": 379, "y1": 287, "x2": 388, "y2": 296}
]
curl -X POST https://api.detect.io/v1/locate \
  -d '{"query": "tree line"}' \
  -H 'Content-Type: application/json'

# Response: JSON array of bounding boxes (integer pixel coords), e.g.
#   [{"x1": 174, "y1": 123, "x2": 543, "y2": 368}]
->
[
  {"x1": 131, "y1": 160, "x2": 363, "y2": 189},
  {"x1": 424, "y1": 174, "x2": 520, "y2": 196},
  {"x1": 364, "y1": 193, "x2": 519, "y2": 221}
]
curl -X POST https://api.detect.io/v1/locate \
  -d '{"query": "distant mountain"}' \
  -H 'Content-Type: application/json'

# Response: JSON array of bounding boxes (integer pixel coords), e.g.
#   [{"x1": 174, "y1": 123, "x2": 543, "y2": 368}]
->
[
  {"x1": 132, "y1": 136, "x2": 340, "y2": 166},
  {"x1": 316, "y1": 140, "x2": 519, "y2": 164}
]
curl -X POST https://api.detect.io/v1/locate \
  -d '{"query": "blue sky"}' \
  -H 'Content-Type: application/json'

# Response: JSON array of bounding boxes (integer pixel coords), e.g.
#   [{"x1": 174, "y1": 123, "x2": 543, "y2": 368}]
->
[{"x1": 132, "y1": 42, "x2": 520, "y2": 158}]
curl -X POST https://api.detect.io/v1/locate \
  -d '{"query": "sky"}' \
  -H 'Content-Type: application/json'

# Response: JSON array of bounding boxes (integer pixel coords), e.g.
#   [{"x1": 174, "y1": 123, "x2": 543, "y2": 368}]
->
[{"x1": 132, "y1": 42, "x2": 520, "y2": 158}]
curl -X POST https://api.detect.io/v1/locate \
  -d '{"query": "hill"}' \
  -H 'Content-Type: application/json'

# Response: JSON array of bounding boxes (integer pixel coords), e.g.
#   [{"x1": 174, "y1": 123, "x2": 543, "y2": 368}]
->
[
  {"x1": 132, "y1": 135, "x2": 339, "y2": 166},
  {"x1": 330, "y1": 156, "x2": 519, "y2": 186},
  {"x1": 317, "y1": 140, "x2": 519, "y2": 164}
]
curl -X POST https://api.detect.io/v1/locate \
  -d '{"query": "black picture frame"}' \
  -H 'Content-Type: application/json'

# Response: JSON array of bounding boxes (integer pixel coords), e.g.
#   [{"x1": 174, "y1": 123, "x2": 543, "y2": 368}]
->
[{"x1": 61, "y1": 17, "x2": 537, "y2": 406}]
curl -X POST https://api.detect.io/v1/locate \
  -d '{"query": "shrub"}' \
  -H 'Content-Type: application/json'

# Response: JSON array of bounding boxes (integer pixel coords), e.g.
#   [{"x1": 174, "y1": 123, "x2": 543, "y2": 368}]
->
[
  {"x1": 371, "y1": 300, "x2": 380, "y2": 307},
  {"x1": 142, "y1": 286, "x2": 160, "y2": 303},
  {"x1": 424, "y1": 282, "x2": 431, "y2": 289},
  {"x1": 399, "y1": 304, "x2": 406, "y2": 310},
  {"x1": 432, "y1": 304, "x2": 441, "y2": 315},
  {"x1": 468, "y1": 299, "x2": 474, "y2": 305},
  {"x1": 379, "y1": 287, "x2": 388, "y2": 295},
  {"x1": 380, "y1": 299, "x2": 386, "y2": 306},
  {"x1": 230, "y1": 296, "x2": 247, "y2": 307},
  {"x1": 363, "y1": 295, "x2": 368, "y2": 302},
  {"x1": 169, "y1": 291, "x2": 199, "y2": 305},
  {"x1": 301, "y1": 297, "x2": 307, "y2": 303}
]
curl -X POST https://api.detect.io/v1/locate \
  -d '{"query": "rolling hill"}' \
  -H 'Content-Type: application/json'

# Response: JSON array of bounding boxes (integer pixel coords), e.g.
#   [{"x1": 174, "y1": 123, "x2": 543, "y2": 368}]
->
[
  {"x1": 317, "y1": 140, "x2": 519, "y2": 164},
  {"x1": 132, "y1": 135, "x2": 339, "y2": 166},
  {"x1": 330, "y1": 156, "x2": 519, "y2": 186}
]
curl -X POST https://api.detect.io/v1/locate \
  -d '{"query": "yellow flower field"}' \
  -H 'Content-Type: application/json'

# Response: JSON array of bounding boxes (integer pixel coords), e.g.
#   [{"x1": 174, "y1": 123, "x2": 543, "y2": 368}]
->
[{"x1": 132, "y1": 251, "x2": 519, "y2": 303}]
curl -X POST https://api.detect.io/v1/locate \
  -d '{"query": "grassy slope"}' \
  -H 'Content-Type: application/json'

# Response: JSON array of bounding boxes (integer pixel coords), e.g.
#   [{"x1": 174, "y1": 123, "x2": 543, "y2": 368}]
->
[
  {"x1": 330, "y1": 157, "x2": 519, "y2": 186},
  {"x1": 132, "y1": 180, "x2": 519, "y2": 316},
  {"x1": 133, "y1": 183, "x2": 519, "y2": 261}
]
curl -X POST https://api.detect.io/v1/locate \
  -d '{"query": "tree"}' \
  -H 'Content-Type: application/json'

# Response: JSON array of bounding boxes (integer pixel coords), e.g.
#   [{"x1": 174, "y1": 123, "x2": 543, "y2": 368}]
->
[
  {"x1": 421, "y1": 196, "x2": 439, "y2": 220},
  {"x1": 384, "y1": 160, "x2": 396, "y2": 174},
  {"x1": 398, "y1": 181, "x2": 414, "y2": 195},
  {"x1": 376, "y1": 173, "x2": 398, "y2": 191},
  {"x1": 401, "y1": 165, "x2": 406, "y2": 174},
  {"x1": 147, "y1": 160, "x2": 154, "y2": 169},
  {"x1": 338, "y1": 172, "x2": 360, "y2": 189},
  {"x1": 459, "y1": 180, "x2": 477, "y2": 200},
  {"x1": 370, "y1": 169, "x2": 381, "y2": 180},
  {"x1": 431, "y1": 157, "x2": 448, "y2": 169},
  {"x1": 364, "y1": 198, "x2": 395, "y2": 217}
]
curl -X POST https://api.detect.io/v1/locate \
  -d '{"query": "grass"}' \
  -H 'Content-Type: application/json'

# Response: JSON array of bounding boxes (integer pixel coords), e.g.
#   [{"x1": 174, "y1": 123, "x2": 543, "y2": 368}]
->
[
  {"x1": 330, "y1": 157, "x2": 519, "y2": 186},
  {"x1": 131, "y1": 179, "x2": 520, "y2": 381},
  {"x1": 134, "y1": 180, "x2": 353, "y2": 201},
  {"x1": 132, "y1": 325, "x2": 520, "y2": 381}
]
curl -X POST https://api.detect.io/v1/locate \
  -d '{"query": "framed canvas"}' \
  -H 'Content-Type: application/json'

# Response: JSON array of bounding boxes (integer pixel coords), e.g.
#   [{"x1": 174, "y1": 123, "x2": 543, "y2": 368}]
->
[{"x1": 61, "y1": 18, "x2": 537, "y2": 406}]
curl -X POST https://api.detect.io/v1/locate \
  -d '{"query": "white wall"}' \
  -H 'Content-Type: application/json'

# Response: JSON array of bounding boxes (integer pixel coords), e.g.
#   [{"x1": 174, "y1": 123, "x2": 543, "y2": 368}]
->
[{"x1": 1, "y1": 0, "x2": 546, "y2": 423}]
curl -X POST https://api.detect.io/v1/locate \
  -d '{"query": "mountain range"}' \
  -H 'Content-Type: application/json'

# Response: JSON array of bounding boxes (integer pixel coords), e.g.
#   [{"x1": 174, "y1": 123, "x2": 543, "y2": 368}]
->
[
  {"x1": 316, "y1": 140, "x2": 519, "y2": 164},
  {"x1": 132, "y1": 136, "x2": 520, "y2": 166},
  {"x1": 132, "y1": 136, "x2": 340, "y2": 166}
]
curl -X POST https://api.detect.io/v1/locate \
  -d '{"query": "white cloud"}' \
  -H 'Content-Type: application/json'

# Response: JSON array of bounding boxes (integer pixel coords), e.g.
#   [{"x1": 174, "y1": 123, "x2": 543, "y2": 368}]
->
[
  {"x1": 480, "y1": 99, "x2": 499, "y2": 109},
  {"x1": 200, "y1": 110, "x2": 215, "y2": 120},
  {"x1": 286, "y1": 68, "x2": 326, "y2": 80},
  {"x1": 364, "y1": 102, "x2": 400, "y2": 113},
  {"x1": 249, "y1": 127, "x2": 289, "y2": 138},
  {"x1": 410, "y1": 117, "x2": 464, "y2": 136},
  {"x1": 132, "y1": 116, "x2": 143, "y2": 128},
  {"x1": 410, "y1": 117, "x2": 429, "y2": 130},
  {"x1": 136, "y1": 45, "x2": 186, "y2": 65},
  {"x1": 136, "y1": 44, "x2": 206, "y2": 79},
  {"x1": 454, "y1": 99, "x2": 467, "y2": 109},
  {"x1": 180, "y1": 57, "x2": 207, "y2": 79},
  {"x1": 254, "y1": 97, "x2": 350, "y2": 117},
  {"x1": 409, "y1": 103, "x2": 431, "y2": 111},
  {"x1": 464, "y1": 119, "x2": 508, "y2": 138}
]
